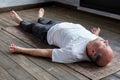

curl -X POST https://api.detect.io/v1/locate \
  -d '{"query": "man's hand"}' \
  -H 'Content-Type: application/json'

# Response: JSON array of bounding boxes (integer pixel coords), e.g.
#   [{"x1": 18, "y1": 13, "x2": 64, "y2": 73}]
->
[{"x1": 91, "y1": 27, "x2": 101, "y2": 36}]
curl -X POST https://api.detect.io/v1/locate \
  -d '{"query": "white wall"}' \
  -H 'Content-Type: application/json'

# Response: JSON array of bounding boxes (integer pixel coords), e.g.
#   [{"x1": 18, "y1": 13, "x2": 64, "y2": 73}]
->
[
  {"x1": 0, "y1": 0, "x2": 79, "y2": 8},
  {"x1": 0, "y1": 0, "x2": 49, "y2": 8}
]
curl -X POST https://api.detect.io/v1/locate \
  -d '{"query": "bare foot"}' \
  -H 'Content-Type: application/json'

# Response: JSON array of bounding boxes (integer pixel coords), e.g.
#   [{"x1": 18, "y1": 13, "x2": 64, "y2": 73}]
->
[
  {"x1": 38, "y1": 8, "x2": 44, "y2": 18},
  {"x1": 35, "y1": 8, "x2": 44, "y2": 22},
  {"x1": 9, "y1": 10, "x2": 23, "y2": 24},
  {"x1": 91, "y1": 27, "x2": 101, "y2": 36},
  {"x1": 9, "y1": 44, "x2": 25, "y2": 53}
]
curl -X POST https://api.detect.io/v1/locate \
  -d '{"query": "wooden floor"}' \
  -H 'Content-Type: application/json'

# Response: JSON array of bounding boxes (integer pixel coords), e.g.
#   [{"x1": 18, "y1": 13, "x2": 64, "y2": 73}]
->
[{"x1": 0, "y1": 5, "x2": 120, "y2": 80}]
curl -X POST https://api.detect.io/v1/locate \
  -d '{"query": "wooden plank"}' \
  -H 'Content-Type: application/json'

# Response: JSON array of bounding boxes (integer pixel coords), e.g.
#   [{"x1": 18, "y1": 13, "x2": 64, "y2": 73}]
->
[
  {"x1": 0, "y1": 19, "x2": 11, "y2": 28},
  {"x1": 43, "y1": 5, "x2": 120, "y2": 33},
  {"x1": 0, "y1": 7, "x2": 119, "y2": 80},
  {"x1": 2, "y1": 15, "x2": 119, "y2": 78},
  {"x1": 0, "y1": 32, "x2": 57, "y2": 80},
  {"x1": 3, "y1": 23, "x2": 120, "y2": 80},
  {"x1": 0, "y1": 49, "x2": 36, "y2": 80},
  {"x1": 1, "y1": 51, "x2": 58, "y2": 80},
  {"x1": 0, "y1": 30, "x2": 89, "y2": 80},
  {"x1": 113, "y1": 72, "x2": 120, "y2": 79},
  {"x1": 0, "y1": 66, "x2": 15, "y2": 80},
  {"x1": 54, "y1": 63, "x2": 90, "y2": 80},
  {"x1": 101, "y1": 75, "x2": 120, "y2": 80},
  {"x1": 1, "y1": 16, "x2": 17, "y2": 26},
  {"x1": 29, "y1": 57, "x2": 90, "y2": 80}
]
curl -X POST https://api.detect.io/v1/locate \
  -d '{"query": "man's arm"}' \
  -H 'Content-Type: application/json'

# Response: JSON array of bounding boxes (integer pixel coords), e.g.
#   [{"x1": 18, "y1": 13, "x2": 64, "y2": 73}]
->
[
  {"x1": 21, "y1": 48, "x2": 53, "y2": 58},
  {"x1": 91, "y1": 27, "x2": 101, "y2": 36},
  {"x1": 9, "y1": 44, "x2": 53, "y2": 58}
]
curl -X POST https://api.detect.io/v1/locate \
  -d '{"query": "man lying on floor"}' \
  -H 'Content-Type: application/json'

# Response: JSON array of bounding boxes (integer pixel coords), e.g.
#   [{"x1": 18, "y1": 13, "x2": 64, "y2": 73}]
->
[{"x1": 9, "y1": 8, "x2": 114, "y2": 67}]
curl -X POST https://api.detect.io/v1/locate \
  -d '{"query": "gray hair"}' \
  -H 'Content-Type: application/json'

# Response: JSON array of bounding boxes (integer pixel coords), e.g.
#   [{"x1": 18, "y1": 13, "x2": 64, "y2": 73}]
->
[{"x1": 87, "y1": 52, "x2": 102, "y2": 66}]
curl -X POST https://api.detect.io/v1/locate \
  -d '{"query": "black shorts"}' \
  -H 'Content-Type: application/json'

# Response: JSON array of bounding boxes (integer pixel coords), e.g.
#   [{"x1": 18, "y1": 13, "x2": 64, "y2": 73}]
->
[{"x1": 20, "y1": 18, "x2": 61, "y2": 44}]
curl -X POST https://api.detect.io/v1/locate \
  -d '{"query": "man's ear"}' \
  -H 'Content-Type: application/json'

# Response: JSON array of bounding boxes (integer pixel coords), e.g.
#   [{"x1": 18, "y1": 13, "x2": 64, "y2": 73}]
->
[{"x1": 91, "y1": 49, "x2": 96, "y2": 56}]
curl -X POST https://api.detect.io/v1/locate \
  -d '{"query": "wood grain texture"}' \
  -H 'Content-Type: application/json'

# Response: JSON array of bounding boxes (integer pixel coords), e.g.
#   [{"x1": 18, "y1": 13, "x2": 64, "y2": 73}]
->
[
  {"x1": 0, "y1": 30, "x2": 88, "y2": 80},
  {"x1": 0, "y1": 5, "x2": 119, "y2": 80},
  {"x1": 0, "y1": 66, "x2": 15, "y2": 80}
]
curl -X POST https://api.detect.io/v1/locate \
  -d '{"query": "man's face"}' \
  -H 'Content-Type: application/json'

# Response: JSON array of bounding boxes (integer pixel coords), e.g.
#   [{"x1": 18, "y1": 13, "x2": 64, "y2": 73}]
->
[
  {"x1": 87, "y1": 38, "x2": 115, "y2": 66},
  {"x1": 95, "y1": 38, "x2": 109, "y2": 49},
  {"x1": 95, "y1": 38, "x2": 112, "y2": 54},
  {"x1": 87, "y1": 38, "x2": 110, "y2": 56},
  {"x1": 94, "y1": 38, "x2": 115, "y2": 66}
]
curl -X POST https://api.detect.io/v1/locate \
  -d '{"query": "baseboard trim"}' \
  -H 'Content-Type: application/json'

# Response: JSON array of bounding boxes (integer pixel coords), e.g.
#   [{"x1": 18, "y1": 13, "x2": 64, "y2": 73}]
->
[{"x1": 54, "y1": 2, "x2": 77, "y2": 10}]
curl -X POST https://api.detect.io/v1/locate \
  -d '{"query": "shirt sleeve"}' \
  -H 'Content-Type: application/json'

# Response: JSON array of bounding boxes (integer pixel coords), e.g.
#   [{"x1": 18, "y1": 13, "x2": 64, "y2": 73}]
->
[{"x1": 52, "y1": 47, "x2": 79, "y2": 63}]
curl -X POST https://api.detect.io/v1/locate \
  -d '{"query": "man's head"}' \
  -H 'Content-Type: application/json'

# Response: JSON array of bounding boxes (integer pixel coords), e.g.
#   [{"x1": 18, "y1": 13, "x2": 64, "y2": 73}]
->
[{"x1": 86, "y1": 38, "x2": 115, "y2": 67}]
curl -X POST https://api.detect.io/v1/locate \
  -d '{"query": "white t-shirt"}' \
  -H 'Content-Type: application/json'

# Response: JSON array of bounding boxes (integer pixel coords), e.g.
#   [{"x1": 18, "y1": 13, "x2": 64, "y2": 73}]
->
[{"x1": 47, "y1": 22, "x2": 98, "y2": 63}]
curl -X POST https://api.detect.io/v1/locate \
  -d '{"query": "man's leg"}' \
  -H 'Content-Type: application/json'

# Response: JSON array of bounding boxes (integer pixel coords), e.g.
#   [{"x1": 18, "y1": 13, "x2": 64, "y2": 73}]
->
[
  {"x1": 9, "y1": 10, "x2": 34, "y2": 33},
  {"x1": 36, "y1": 8, "x2": 61, "y2": 25},
  {"x1": 9, "y1": 10, "x2": 53, "y2": 58},
  {"x1": 9, "y1": 10, "x2": 49, "y2": 43},
  {"x1": 36, "y1": 8, "x2": 51, "y2": 24},
  {"x1": 9, "y1": 10, "x2": 23, "y2": 24}
]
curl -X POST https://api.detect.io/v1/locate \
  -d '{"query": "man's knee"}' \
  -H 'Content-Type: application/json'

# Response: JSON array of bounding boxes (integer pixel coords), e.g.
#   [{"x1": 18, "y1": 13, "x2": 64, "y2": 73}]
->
[
  {"x1": 32, "y1": 23, "x2": 46, "y2": 36},
  {"x1": 22, "y1": 23, "x2": 34, "y2": 33}
]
